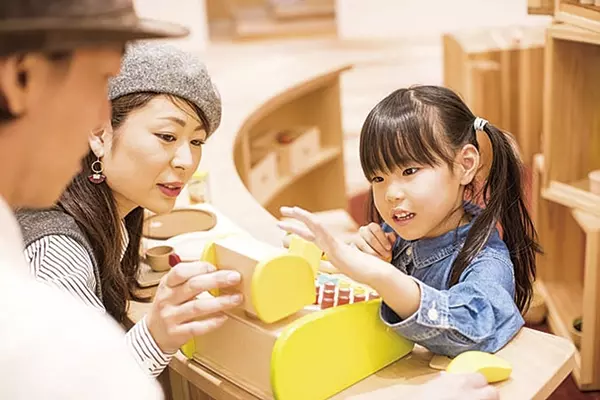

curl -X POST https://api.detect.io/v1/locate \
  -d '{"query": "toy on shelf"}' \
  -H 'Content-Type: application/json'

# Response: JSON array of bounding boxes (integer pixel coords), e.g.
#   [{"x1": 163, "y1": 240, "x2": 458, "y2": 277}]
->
[{"x1": 180, "y1": 234, "x2": 414, "y2": 400}]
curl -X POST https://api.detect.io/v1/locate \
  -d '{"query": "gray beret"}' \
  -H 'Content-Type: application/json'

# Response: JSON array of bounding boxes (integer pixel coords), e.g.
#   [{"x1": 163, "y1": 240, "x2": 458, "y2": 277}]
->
[{"x1": 108, "y1": 42, "x2": 221, "y2": 135}]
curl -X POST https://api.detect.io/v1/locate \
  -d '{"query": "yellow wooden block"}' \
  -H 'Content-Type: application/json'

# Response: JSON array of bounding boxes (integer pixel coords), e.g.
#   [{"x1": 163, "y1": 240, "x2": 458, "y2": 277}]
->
[
  {"x1": 446, "y1": 351, "x2": 512, "y2": 383},
  {"x1": 251, "y1": 254, "x2": 314, "y2": 324},
  {"x1": 288, "y1": 235, "x2": 322, "y2": 276},
  {"x1": 271, "y1": 299, "x2": 414, "y2": 399}
]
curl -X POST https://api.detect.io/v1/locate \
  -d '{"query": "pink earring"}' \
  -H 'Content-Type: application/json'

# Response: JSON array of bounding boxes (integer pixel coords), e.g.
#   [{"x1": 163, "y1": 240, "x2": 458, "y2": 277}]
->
[{"x1": 88, "y1": 157, "x2": 106, "y2": 184}]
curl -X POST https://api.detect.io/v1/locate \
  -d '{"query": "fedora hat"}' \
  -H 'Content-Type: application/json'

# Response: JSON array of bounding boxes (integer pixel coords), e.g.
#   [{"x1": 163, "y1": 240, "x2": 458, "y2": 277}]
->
[{"x1": 0, "y1": 0, "x2": 189, "y2": 55}]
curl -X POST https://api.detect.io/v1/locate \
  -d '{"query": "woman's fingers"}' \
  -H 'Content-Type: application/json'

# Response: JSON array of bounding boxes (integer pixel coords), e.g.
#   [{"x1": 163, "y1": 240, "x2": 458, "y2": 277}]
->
[
  {"x1": 160, "y1": 268, "x2": 242, "y2": 306},
  {"x1": 175, "y1": 315, "x2": 229, "y2": 338},
  {"x1": 164, "y1": 261, "x2": 216, "y2": 288},
  {"x1": 165, "y1": 292, "x2": 243, "y2": 326}
]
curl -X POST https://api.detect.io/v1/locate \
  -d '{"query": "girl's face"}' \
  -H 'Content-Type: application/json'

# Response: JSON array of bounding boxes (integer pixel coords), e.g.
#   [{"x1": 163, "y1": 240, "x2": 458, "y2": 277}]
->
[
  {"x1": 92, "y1": 95, "x2": 206, "y2": 217},
  {"x1": 371, "y1": 146, "x2": 478, "y2": 241}
]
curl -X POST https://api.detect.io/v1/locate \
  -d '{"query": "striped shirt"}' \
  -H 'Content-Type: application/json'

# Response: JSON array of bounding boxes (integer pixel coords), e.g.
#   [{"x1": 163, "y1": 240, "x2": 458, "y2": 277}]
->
[{"x1": 23, "y1": 231, "x2": 174, "y2": 378}]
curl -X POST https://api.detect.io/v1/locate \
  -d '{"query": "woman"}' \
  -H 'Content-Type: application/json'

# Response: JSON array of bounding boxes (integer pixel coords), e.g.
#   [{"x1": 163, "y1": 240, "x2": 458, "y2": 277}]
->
[{"x1": 17, "y1": 42, "x2": 243, "y2": 378}]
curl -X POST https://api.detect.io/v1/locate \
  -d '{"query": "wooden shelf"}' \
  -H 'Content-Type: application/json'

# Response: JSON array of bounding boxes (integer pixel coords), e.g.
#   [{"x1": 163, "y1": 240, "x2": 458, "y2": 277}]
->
[
  {"x1": 231, "y1": 6, "x2": 336, "y2": 40},
  {"x1": 528, "y1": 0, "x2": 555, "y2": 15},
  {"x1": 269, "y1": 0, "x2": 334, "y2": 20},
  {"x1": 556, "y1": 1, "x2": 600, "y2": 34},
  {"x1": 549, "y1": 22, "x2": 600, "y2": 46},
  {"x1": 255, "y1": 146, "x2": 340, "y2": 205},
  {"x1": 543, "y1": 179, "x2": 600, "y2": 216},
  {"x1": 536, "y1": 280, "x2": 584, "y2": 385},
  {"x1": 536, "y1": 196, "x2": 600, "y2": 390}
]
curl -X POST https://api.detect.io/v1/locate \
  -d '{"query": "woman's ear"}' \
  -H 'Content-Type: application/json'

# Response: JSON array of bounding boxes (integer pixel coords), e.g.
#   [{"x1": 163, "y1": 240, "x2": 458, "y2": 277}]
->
[
  {"x1": 456, "y1": 144, "x2": 480, "y2": 185},
  {"x1": 88, "y1": 122, "x2": 113, "y2": 158}
]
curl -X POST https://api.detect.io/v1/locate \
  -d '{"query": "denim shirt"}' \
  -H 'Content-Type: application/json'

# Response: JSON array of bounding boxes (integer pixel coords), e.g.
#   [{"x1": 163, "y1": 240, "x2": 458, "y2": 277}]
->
[{"x1": 379, "y1": 206, "x2": 524, "y2": 357}]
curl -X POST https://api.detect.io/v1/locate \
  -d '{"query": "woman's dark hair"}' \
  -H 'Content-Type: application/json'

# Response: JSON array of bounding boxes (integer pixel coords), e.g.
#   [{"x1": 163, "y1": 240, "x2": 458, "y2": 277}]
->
[
  {"x1": 57, "y1": 93, "x2": 209, "y2": 322},
  {"x1": 360, "y1": 85, "x2": 541, "y2": 312}
]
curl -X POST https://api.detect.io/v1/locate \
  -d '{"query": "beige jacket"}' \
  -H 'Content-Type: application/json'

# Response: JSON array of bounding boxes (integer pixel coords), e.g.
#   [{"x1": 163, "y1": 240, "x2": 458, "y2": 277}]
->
[{"x1": 0, "y1": 196, "x2": 163, "y2": 399}]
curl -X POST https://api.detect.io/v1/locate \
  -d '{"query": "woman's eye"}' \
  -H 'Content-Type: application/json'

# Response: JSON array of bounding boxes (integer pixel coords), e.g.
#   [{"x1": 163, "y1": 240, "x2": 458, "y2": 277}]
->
[
  {"x1": 155, "y1": 133, "x2": 176, "y2": 143},
  {"x1": 191, "y1": 139, "x2": 205, "y2": 147},
  {"x1": 371, "y1": 176, "x2": 384, "y2": 183},
  {"x1": 403, "y1": 168, "x2": 419, "y2": 176}
]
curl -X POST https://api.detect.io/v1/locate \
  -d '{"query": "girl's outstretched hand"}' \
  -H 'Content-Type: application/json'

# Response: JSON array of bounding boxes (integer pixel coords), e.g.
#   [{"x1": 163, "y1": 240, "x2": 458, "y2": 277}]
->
[{"x1": 278, "y1": 206, "x2": 389, "y2": 284}]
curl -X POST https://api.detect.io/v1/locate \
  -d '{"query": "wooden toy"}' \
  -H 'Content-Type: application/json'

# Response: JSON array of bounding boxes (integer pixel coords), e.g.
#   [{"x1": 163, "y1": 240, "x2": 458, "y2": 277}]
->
[
  {"x1": 142, "y1": 208, "x2": 217, "y2": 239},
  {"x1": 179, "y1": 235, "x2": 414, "y2": 400},
  {"x1": 446, "y1": 351, "x2": 512, "y2": 383},
  {"x1": 201, "y1": 234, "x2": 315, "y2": 323},
  {"x1": 145, "y1": 245, "x2": 174, "y2": 272}
]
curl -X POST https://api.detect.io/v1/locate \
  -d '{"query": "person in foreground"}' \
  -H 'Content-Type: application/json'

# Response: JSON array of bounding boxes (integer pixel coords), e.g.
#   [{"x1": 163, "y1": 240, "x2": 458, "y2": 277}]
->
[
  {"x1": 17, "y1": 42, "x2": 244, "y2": 378},
  {"x1": 279, "y1": 85, "x2": 540, "y2": 358},
  {"x1": 0, "y1": 0, "x2": 193, "y2": 398}
]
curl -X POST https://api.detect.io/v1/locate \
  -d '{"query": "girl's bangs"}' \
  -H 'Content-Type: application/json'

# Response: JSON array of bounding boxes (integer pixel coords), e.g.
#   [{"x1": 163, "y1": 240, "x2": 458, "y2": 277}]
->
[{"x1": 359, "y1": 95, "x2": 449, "y2": 179}]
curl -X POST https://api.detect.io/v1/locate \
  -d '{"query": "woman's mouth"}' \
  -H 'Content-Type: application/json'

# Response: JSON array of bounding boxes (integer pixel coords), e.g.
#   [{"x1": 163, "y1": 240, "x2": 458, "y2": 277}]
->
[{"x1": 157, "y1": 183, "x2": 183, "y2": 197}]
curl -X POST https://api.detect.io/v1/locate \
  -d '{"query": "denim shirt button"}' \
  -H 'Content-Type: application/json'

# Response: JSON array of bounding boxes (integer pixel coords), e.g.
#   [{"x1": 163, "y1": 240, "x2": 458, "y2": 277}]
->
[
  {"x1": 406, "y1": 246, "x2": 413, "y2": 257},
  {"x1": 427, "y1": 308, "x2": 439, "y2": 321}
]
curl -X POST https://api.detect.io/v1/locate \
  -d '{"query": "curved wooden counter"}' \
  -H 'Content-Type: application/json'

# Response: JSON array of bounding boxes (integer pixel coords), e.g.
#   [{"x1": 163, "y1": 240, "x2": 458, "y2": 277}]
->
[
  {"x1": 128, "y1": 42, "x2": 576, "y2": 400},
  {"x1": 200, "y1": 50, "x2": 352, "y2": 247}
]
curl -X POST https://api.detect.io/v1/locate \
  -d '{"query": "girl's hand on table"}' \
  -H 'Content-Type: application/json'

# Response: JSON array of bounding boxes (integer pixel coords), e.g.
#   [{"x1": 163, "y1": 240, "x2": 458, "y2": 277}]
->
[{"x1": 146, "y1": 259, "x2": 243, "y2": 354}]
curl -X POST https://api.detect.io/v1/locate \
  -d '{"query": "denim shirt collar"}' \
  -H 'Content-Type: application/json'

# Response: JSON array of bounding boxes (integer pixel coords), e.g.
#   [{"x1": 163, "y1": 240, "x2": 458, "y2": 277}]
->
[{"x1": 390, "y1": 202, "x2": 483, "y2": 270}]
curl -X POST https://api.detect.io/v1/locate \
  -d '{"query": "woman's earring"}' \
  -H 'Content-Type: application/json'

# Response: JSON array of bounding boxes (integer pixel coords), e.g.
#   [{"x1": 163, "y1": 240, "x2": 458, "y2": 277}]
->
[{"x1": 88, "y1": 158, "x2": 106, "y2": 184}]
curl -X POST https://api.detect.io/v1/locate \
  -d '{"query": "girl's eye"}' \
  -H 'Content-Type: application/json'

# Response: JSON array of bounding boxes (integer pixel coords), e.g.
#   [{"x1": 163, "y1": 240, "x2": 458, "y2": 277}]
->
[
  {"x1": 191, "y1": 139, "x2": 205, "y2": 147},
  {"x1": 371, "y1": 176, "x2": 384, "y2": 183},
  {"x1": 155, "y1": 133, "x2": 176, "y2": 143},
  {"x1": 403, "y1": 168, "x2": 419, "y2": 176}
]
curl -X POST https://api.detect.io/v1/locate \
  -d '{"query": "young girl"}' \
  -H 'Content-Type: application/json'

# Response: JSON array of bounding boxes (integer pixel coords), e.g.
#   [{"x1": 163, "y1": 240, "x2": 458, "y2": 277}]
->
[
  {"x1": 17, "y1": 42, "x2": 243, "y2": 377},
  {"x1": 278, "y1": 85, "x2": 540, "y2": 357}
]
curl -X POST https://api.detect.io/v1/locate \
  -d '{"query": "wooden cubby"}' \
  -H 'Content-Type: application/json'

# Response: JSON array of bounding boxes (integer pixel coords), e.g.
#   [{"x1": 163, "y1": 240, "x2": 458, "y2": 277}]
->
[
  {"x1": 537, "y1": 22, "x2": 600, "y2": 391},
  {"x1": 555, "y1": 0, "x2": 600, "y2": 34},
  {"x1": 234, "y1": 71, "x2": 347, "y2": 220},
  {"x1": 541, "y1": 24, "x2": 600, "y2": 218},
  {"x1": 528, "y1": 0, "x2": 556, "y2": 15},
  {"x1": 443, "y1": 25, "x2": 546, "y2": 165}
]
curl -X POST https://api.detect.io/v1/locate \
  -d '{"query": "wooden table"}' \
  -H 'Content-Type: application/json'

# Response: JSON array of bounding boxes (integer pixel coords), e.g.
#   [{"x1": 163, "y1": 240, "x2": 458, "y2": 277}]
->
[
  {"x1": 128, "y1": 301, "x2": 575, "y2": 400},
  {"x1": 129, "y1": 39, "x2": 576, "y2": 400}
]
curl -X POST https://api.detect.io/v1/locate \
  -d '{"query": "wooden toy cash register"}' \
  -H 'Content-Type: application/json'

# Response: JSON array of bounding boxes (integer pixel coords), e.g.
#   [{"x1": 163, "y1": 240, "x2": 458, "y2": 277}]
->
[{"x1": 180, "y1": 234, "x2": 414, "y2": 400}]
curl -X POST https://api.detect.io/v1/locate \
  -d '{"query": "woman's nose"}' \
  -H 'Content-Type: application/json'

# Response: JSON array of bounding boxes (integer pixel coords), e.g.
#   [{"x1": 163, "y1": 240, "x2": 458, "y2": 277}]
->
[{"x1": 172, "y1": 144, "x2": 194, "y2": 170}]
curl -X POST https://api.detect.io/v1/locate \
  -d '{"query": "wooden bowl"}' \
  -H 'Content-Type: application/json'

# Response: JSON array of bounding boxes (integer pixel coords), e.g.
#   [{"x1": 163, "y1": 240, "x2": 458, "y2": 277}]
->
[
  {"x1": 143, "y1": 208, "x2": 217, "y2": 240},
  {"x1": 145, "y1": 245, "x2": 174, "y2": 272}
]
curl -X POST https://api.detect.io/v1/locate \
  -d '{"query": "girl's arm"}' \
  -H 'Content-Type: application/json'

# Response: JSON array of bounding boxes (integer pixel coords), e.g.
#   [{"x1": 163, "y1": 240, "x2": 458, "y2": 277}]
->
[
  {"x1": 278, "y1": 206, "x2": 523, "y2": 356},
  {"x1": 24, "y1": 235, "x2": 173, "y2": 377},
  {"x1": 377, "y1": 254, "x2": 523, "y2": 357}
]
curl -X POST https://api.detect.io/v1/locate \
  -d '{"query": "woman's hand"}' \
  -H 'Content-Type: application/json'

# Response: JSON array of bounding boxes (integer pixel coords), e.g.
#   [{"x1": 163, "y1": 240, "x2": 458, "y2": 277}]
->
[
  {"x1": 146, "y1": 261, "x2": 243, "y2": 354},
  {"x1": 278, "y1": 206, "x2": 391, "y2": 285},
  {"x1": 353, "y1": 223, "x2": 397, "y2": 262}
]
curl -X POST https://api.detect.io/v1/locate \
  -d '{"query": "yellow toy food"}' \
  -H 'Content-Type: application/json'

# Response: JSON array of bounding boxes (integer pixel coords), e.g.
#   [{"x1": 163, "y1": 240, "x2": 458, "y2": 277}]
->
[{"x1": 446, "y1": 351, "x2": 512, "y2": 383}]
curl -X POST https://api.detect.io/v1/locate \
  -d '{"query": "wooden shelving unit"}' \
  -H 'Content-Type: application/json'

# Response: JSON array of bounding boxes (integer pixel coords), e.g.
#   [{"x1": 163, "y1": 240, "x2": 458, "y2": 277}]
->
[
  {"x1": 555, "y1": 0, "x2": 600, "y2": 34},
  {"x1": 205, "y1": 0, "x2": 336, "y2": 41},
  {"x1": 443, "y1": 25, "x2": 546, "y2": 165},
  {"x1": 536, "y1": 22, "x2": 600, "y2": 391},
  {"x1": 234, "y1": 70, "x2": 348, "y2": 221},
  {"x1": 528, "y1": 0, "x2": 555, "y2": 15}
]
